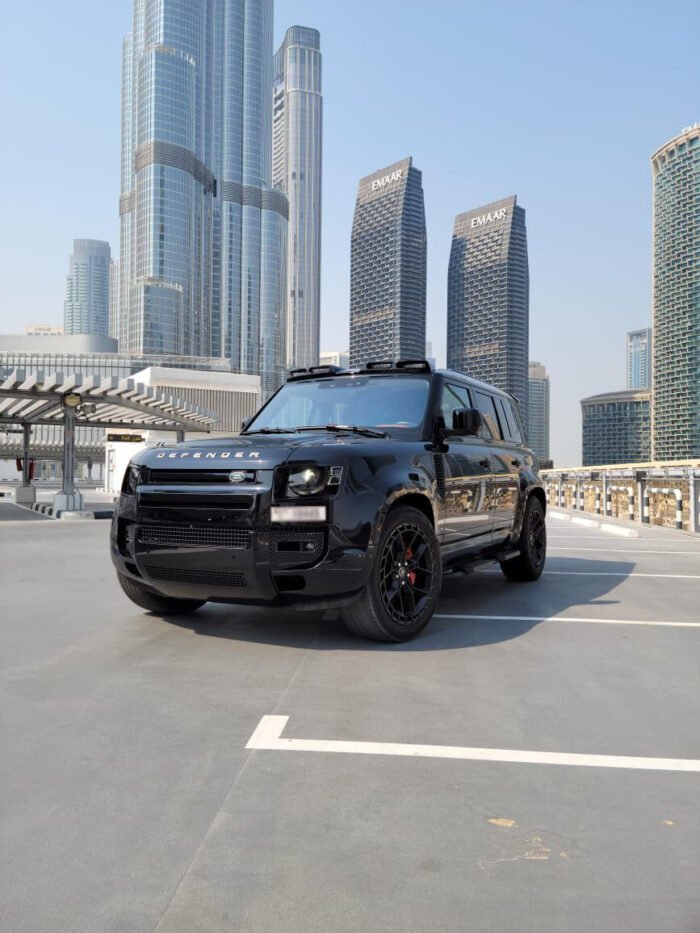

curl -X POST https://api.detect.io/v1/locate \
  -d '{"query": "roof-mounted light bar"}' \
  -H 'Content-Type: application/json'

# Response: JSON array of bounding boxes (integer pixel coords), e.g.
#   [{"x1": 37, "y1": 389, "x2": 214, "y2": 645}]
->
[
  {"x1": 395, "y1": 359, "x2": 432, "y2": 372},
  {"x1": 308, "y1": 365, "x2": 344, "y2": 375},
  {"x1": 364, "y1": 360, "x2": 395, "y2": 371}
]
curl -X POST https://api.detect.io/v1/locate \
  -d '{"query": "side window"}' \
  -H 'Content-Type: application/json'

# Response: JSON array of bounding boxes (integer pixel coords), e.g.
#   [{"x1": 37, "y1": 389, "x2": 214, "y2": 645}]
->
[
  {"x1": 495, "y1": 396, "x2": 523, "y2": 444},
  {"x1": 440, "y1": 383, "x2": 472, "y2": 430},
  {"x1": 473, "y1": 391, "x2": 502, "y2": 441}
]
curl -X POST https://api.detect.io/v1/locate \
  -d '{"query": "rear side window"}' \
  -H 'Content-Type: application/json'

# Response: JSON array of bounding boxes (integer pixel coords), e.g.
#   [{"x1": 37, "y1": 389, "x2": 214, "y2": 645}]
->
[
  {"x1": 495, "y1": 396, "x2": 523, "y2": 444},
  {"x1": 473, "y1": 391, "x2": 502, "y2": 441}
]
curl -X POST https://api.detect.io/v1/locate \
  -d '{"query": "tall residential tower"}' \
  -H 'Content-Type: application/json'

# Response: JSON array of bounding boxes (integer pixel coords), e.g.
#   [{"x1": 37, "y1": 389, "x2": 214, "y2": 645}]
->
[
  {"x1": 273, "y1": 26, "x2": 322, "y2": 371},
  {"x1": 527, "y1": 361, "x2": 550, "y2": 464},
  {"x1": 626, "y1": 327, "x2": 652, "y2": 390},
  {"x1": 349, "y1": 157, "x2": 426, "y2": 367},
  {"x1": 63, "y1": 240, "x2": 111, "y2": 336},
  {"x1": 651, "y1": 124, "x2": 700, "y2": 459},
  {"x1": 447, "y1": 196, "x2": 529, "y2": 423},
  {"x1": 118, "y1": 0, "x2": 288, "y2": 395}
]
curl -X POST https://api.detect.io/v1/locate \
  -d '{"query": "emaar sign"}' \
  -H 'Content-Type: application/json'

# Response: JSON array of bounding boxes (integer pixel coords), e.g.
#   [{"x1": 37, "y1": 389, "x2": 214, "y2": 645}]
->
[
  {"x1": 372, "y1": 169, "x2": 403, "y2": 192},
  {"x1": 471, "y1": 207, "x2": 507, "y2": 228}
]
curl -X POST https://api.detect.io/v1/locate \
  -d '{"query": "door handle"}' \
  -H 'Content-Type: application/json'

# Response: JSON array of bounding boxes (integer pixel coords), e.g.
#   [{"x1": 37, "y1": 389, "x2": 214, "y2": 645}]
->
[{"x1": 479, "y1": 459, "x2": 490, "y2": 470}]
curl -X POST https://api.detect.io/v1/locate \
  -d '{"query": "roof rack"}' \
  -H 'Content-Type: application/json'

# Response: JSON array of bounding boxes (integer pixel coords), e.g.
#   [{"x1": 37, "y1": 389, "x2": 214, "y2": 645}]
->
[
  {"x1": 361, "y1": 359, "x2": 432, "y2": 374},
  {"x1": 286, "y1": 359, "x2": 433, "y2": 382}
]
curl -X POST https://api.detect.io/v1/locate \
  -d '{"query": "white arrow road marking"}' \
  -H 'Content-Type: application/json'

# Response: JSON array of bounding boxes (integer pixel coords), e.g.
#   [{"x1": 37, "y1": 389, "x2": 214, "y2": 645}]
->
[{"x1": 246, "y1": 716, "x2": 700, "y2": 773}]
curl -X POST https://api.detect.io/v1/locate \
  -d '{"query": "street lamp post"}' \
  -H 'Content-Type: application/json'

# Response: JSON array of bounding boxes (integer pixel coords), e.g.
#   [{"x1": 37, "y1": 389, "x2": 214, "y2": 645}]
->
[{"x1": 53, "y1": 393, "x2": 85, "y2": 513}]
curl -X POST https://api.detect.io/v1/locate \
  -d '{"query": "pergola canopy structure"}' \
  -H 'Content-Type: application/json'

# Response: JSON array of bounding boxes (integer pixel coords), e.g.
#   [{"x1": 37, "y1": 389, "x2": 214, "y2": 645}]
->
[
  {"x1": 0, "y1": 370, "x2": 219, "y2": 513},
  {"x1": 0, "y1": 370, "x2": 218, "y2": 431}
]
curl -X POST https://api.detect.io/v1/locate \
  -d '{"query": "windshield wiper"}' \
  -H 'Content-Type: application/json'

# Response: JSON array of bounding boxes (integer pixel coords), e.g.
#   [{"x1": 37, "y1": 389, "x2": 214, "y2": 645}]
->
[
  {"x1": 295, "y1": 424, "x2": 389, "y2": 438},
  {"x1": 243, "y1": 427, "x2": 299, "y2": 435}
]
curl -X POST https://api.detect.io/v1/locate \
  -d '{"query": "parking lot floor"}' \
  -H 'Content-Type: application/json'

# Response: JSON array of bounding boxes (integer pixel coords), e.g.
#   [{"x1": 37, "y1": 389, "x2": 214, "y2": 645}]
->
[{"x1": 1, "y1": 515, "x2": 699, "y2": 931}]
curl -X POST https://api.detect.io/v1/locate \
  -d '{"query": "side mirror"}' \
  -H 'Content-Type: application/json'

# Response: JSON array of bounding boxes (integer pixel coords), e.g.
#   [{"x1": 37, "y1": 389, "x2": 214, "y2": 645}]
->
[
  {"x1": 241, "y1": 417, "x2": 252, "y2": 432},
  {"x1": 452, "y1": 408, "x2": 482, "y2": 436}
]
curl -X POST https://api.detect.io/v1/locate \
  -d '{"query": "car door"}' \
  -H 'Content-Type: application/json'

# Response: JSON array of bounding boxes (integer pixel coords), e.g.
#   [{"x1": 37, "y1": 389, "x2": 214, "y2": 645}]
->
[
  {"x1": 438, "y1": 382, "x2": 494, "y2": 556},
  {"x1": 480, "y1": 393, "x2": 522, "y2": 543}
]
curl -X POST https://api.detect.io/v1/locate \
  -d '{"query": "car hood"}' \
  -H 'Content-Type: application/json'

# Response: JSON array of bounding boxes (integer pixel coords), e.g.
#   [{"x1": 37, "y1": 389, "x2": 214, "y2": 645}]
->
[{"x1": 133, "y1": 432, "x2": 391, "y2": 470}]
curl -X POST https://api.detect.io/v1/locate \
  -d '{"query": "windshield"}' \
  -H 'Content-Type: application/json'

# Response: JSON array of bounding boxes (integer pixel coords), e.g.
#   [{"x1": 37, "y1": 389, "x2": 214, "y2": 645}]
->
[{"x1": 244, "y1": 375, "x2": 431, "y2": 436}]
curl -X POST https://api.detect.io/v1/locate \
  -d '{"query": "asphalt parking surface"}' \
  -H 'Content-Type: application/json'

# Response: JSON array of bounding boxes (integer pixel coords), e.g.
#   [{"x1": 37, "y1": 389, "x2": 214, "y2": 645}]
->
[{"x1": 1, "y1": 514, "x2": 699, "y2": 931}]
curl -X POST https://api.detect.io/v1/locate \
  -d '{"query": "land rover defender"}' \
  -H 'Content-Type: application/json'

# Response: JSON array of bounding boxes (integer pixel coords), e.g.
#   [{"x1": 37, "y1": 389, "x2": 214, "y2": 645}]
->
[{"x1": 111, "y1": 360, "x2": 546, "y2": 641}]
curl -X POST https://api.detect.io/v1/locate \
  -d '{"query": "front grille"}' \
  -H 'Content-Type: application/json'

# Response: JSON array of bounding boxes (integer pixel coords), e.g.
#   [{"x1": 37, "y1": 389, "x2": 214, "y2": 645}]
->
[
  {"x1": 144, "y1": 469, "x2": 255, "y2": 485},
  {"x1": 144, "y1": 566, "x2": 248, "y2": 588},
  {"x1": 137, "y1": 524, "x2": 250, "y2": 549},
  {"x1": 269, "y1": 530, "x2": 325, "y2": 566}
]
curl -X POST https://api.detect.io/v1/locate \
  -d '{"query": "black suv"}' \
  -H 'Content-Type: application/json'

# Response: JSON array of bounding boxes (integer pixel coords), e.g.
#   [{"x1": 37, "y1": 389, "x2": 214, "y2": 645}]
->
[{"x1": 111, "y1": 360, "x2": 546, "y2": 641}]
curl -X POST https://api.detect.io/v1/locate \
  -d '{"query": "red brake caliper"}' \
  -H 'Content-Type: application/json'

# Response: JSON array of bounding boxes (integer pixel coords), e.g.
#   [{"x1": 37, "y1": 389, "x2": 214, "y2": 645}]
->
[{"x1": 405, "y1": 547, "x2": 416, "y2": 586}]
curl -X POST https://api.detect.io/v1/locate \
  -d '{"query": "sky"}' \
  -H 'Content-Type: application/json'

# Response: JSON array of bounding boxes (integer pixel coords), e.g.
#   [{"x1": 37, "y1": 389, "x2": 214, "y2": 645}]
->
[{"x1": 0, "y1": 0, "x2": 697, "y2": 465}]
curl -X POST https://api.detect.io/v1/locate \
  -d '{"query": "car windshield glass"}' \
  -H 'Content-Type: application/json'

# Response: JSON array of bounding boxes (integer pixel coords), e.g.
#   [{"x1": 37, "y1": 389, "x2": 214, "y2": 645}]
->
[{"x1": 244, "y1": 375, "x2": 431, "y2": 436}]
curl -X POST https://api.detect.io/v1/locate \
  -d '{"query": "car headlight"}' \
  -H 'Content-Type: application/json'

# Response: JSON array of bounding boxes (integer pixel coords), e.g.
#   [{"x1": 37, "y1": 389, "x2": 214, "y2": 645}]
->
[
  {"x1": 122, "y1": 464, "x2": 141, "y2": 495},
  {"x1": 287, "y1": 465, "x2": 327, "y2": 496},
  {"x1": 285, "y1": 465, "x2": 343, "y2": 497}
]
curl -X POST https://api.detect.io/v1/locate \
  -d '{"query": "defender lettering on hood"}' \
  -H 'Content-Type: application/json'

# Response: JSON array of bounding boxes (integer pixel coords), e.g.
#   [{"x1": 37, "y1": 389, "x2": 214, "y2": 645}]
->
[{"x1": 155, "y1": 451, "x2": 260, "y2": 459}]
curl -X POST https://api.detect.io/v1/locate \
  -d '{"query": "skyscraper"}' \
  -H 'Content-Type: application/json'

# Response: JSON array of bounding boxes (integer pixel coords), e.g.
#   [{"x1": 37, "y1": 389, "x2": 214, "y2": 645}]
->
[
  {"x1": 273, "y1": 26, "x2": 322, "y2": 371},
  {"x1": 118, "y1": 0, "x2": 288, "y2": 396},
  {"x1": 63, "y1": 240, "x2": 111, "y2": 336},
  {"x1": 528, "y1": 361, "x2": 550, "y2": 463},
  {"x1": 581, "y1": 389, "x2": 651, "y2": 466},
  {"x1": 626, "y1": 327, "x2": 652, "y2": 390},
  {"x1": 447, "y1": 196, "x2": 529, "y2": 423},
  {"x1": 651, "y1": 124, "x2": 700, "y2": 459},
  {"x1": 109, "y1": 259, "x2": 120, "y2": 340},
  {"x1": 349, "y1": 157, "x2": 426, "y2": 367}
]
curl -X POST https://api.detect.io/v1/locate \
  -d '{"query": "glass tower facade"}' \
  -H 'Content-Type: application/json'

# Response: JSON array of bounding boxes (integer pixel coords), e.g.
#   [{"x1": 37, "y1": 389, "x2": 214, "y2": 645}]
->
[
  {"x1": 273, "y1": 26, "x2": 322, "y2": 371},
  {"x1": 626, "y1": 327, "x2": 652, "y2": 390},
  {"x1": 527, "y1": 361, "x2": 550, "y2": 463},
  {"x1": 581, "y1": 389, "x2": 651, "y2": 466},
  {"x1": 349, "y1": 157, "x2": 426, "y2": 367},
  {"x1": 447, "y1": 196, "x2": 529, "y2": 425},
  {"x1": 63, "y1": 240, "x2": 111, "y2": 336},
  {"x1": 651, "y1": 124, "x2": 700, "y2": 459},
  {"x1": 119, "y1": 0, "x2": 288, "y2": 397}
]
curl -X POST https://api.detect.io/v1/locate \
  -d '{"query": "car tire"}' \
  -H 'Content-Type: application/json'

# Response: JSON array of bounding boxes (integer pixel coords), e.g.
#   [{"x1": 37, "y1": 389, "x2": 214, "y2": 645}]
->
[
  {"x1": 340, "y1": 506, "x2": 442, "y2": 642},
  {"x1": 500, "y1": 495, "x2": 547, "y2": 582},
  {"x1": 117, "y1": 572, "x2": 206, "y2": 615}
]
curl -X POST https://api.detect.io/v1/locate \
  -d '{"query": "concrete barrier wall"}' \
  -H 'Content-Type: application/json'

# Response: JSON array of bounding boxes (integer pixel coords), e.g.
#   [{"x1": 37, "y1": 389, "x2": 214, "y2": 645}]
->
[{"x1": 541, "y1": 463, "x2": 700, "y2": 535}]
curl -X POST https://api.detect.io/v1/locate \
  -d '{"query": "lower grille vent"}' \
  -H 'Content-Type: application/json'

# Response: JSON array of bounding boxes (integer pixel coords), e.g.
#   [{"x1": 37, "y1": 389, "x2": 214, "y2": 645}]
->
[
  {"x1": 144, "y1": 566, "x2": 248, "y2": 588},
  {"x1": 138, "y1": 524, "x2": 250, "y2": 549},
  {"x1": 269, "y1": 530, "x2": 324, "y2": 565}
]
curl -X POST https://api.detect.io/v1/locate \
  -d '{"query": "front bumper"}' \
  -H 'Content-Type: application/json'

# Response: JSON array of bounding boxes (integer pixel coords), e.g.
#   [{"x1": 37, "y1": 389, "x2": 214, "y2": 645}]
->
[{"x1": 111, "y1": 495, "x2": 372, "y2": 608}]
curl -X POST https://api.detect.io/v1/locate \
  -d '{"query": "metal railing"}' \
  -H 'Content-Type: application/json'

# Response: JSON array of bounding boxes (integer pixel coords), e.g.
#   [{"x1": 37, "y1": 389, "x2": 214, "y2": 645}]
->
[{"x1": 541, "y1": 462, "x2": 700, "y2": 535}]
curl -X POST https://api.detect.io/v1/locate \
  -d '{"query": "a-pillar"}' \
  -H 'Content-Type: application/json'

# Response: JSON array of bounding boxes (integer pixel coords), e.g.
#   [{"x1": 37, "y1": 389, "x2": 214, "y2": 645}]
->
[
  {"x1": 53, "y1": 405, "x2": 84, "y2": 512},
  {"x1": 15, "y1": 423, "x2": 36, "y2": 505}
]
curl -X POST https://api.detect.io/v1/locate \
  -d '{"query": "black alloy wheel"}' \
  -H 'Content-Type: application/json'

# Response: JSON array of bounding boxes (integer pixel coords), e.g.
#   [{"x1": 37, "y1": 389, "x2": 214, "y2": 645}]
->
[
  {"x1": 379, "y1": 521, "x2": 437, "y2": 625},
  {"x1": 500, "y1": 496, "x2": 547, "y2": 582},
  {"x1": 340, "y1": 506, "x2": 442, "y2": 642}
]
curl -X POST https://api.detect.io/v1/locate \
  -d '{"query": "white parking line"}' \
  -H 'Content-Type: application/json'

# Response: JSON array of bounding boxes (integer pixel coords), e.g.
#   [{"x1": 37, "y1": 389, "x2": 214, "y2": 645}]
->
[
  {"x1": 433, "y1": 613, "x2": 700, "y2": 628},
  {"x1": 541, "y1": 571, "x2": 700, "y2": 579},
  {"x1": 482, "y1": 570, "x2": 700, "y2": 579},
  {"x1": 549, "y1": 547, "x2": 700, "y2": 555},
  {"x1": 246, "y1": 715, "x2": 700, "y2": 773}
]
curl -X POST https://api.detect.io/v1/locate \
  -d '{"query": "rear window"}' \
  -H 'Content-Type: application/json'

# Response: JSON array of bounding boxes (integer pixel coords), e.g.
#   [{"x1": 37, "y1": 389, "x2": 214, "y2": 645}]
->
[
  {"x1": 495, "y1": 396, "x2": 523, "y2": 444},
  {"x1": 473, "y1": 391, "x2": 502, "y2": 441}
]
